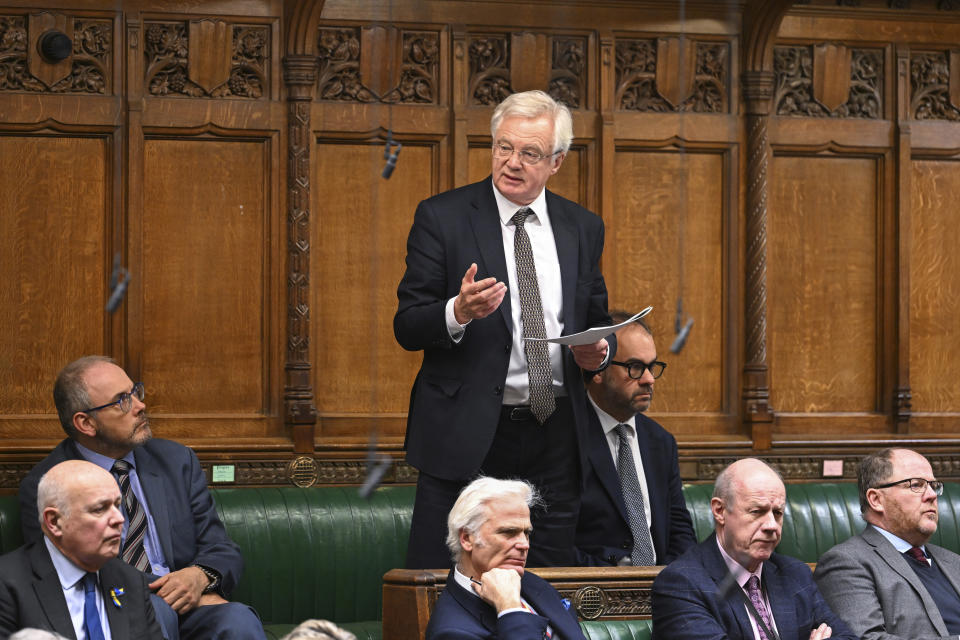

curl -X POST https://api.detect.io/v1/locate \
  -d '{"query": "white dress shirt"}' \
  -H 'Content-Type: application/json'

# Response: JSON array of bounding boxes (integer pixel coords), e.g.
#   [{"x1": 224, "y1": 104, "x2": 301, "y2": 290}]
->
[{"x1": 588, "y1": 397, "x2": 656, "y2": 563}]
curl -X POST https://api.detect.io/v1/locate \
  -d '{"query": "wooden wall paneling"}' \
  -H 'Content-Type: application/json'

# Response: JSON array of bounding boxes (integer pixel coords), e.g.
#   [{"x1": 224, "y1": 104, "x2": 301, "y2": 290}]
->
[
  {"x1": 767, "y1": 150, "x2": 887, "y2": 435},
  {"x1": 0, "y1": 133, "x2": 114, "y2": 438},
  {"x1": 909, "y1": 155, "x2": 960, "y2": 431},
  {"x1": 894, "y1": 44, "x2": 913, "y2": 431},
  {"x1": 139, "y1": 132, "x2": 277, "y2": 440},
  {"x1": 604, "y1": 144, "x2": 734, "y2": 437}
]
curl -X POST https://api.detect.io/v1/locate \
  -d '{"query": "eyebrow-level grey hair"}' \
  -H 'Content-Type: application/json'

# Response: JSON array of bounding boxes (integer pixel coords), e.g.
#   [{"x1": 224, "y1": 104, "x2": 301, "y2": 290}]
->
[
  {"x1": 490, "y1": 90, "x2": 574, "y2": 154},
  {"x1": 446, "y1": 476, "x2": 541, "y2": 563}
]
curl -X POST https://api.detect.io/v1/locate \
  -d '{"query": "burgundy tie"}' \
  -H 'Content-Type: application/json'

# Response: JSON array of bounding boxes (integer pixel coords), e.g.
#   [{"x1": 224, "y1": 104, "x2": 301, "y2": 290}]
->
[{"x1": 907, "y1": 546, "x2": 929, "y2": 566}]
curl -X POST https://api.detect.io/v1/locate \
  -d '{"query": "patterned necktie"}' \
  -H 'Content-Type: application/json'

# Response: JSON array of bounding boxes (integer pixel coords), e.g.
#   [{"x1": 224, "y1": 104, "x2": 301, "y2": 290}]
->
[
  {"x1": 511, "y1": 208, "x2": 555, "y2": 424},
  {"x1": 111, "y1": 459, "x2": 151, "y2": 572},
  {"x1": 82, "y1": 572, "x2": 107, "y2": 640},
  {"x1": 613, "y1": 423, "x2": 656, "y2": 566},
  {"x1": 746, "y1": 575, "x2": 773, "y2": 640},
  {"x1": 907, "y1": 546, "x2": 930, "y2": 566},
  {"x1": 520, "y1": 599, "x2": 552, "y2": 638}
]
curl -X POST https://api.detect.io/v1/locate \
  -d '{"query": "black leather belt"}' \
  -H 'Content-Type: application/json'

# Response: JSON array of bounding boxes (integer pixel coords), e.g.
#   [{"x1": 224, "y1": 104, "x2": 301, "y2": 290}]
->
[{"x1": 502, "y1": 405, "x2": 535, "y2": 422}]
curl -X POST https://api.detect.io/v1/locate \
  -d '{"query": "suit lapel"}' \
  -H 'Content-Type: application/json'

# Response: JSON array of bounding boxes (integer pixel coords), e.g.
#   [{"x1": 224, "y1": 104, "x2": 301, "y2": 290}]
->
[
  {"x1": 522, "y1": 573, "x2": 581, "y2": 640},
  {"x1": 701, "y1": 536, "x2": 755, "y2": 640},
  {"x1": 635, "y1": 417, "x2": 662, "y2": 526},
  {"x1": 469, "y1": 177, "x2": 512, "y2": 334},
  {"x1": 28, "y1": 542, "x2": 79, "y2": 639},
  {"x1": 863, "y1": 527, "x2": 949, "y2": 635},
  {"x1": 133, "y1": 448, "x2": 175, "y2": 567},
  {"x1": 586, "y1": 407, "x2": 629, "y2": 523},
  {"x1": 100, "y1": 562, "x2": 130, "y2": 638},
  {"x1": 446, "y1": 569, "x2": 498, "y2": 633},
  {"x1": 545, "y1": 191, "x2": 578, "y2": 333},
  {"x1": 763, "y1": 559, "x2": 797, "y2": 640}
]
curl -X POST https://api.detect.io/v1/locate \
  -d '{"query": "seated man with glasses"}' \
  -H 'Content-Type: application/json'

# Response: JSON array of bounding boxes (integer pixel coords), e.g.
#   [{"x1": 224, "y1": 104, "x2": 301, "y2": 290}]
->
[
  {"x1": 18, "y1": 356, "x2": 266, "y2": 640},
  {"x1": 573, "y1": 311, "x2": 696, "y2": 566},
  {"x1": 814, "y1": 448, "x2": 960, "y2": 639}
]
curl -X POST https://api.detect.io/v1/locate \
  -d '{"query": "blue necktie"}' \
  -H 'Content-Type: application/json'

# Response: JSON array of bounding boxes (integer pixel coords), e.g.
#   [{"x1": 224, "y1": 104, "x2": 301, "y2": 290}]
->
[{"x1": 83, "y1": 572, "x2": 107, "y2": 640}]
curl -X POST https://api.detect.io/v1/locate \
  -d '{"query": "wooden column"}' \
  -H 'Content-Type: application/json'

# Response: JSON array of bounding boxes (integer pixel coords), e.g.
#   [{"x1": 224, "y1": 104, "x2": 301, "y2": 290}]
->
[
  {"x1": 283, "y1": 54, "x2": 318, "y2": 453},
  {"x1": 894, "y1": 45, "x2": 913, "y2": 432},
  {"x1": 741, "y1": 70, "x2": 775, "y2": 450}
]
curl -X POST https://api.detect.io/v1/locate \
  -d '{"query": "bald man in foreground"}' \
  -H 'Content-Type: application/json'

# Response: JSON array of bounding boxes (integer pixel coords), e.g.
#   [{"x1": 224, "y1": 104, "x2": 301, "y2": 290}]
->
[
  {"x1": 652, "y1": 458, "x2": 856, "y2": 640},
  {"x1": 0, "y1": 460, "x2": 161, "y2": 639}
]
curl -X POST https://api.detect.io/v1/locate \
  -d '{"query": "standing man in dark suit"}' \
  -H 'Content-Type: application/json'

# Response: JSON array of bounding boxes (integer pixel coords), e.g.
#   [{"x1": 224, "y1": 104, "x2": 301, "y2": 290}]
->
[
  {"x1": 395, "y1": 89, "x2": 615, "y2": 569},
  {"x1": 652, "y1": 458, "x2": 856, "y2": 640},
  {"x1": 574, "y1": 311, "x2": 695, "y2": 566},
  {"x1": 815, "y1": 448, "x2": 960, "y2": 639},
  {"x1": 18, "y1": 356, "x2": 265, "y2": 640},
  {"x1": 426, "y1": 476, "x2": 586, "y2": 640},
  {"x1": 0, "y1": 459, "x2": 162, "y2": 639}
]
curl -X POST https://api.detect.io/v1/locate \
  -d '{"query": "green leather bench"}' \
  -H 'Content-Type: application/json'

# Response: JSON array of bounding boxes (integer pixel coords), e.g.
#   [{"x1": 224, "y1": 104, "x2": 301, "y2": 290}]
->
[{"x1": 4, "y1": 481, "x2": 960, "y2": 640}]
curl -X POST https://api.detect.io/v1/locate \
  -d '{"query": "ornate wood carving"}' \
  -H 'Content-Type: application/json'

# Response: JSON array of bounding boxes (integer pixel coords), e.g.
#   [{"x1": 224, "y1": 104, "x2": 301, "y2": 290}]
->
[
  {"x1": 144, "y1": 21, "x2": 268, "y2": 98},
  {"x1": 549, "y1": 36, "x2": 585, "y2": 108},
  {"x1": 616, "y1": 38, "x2": 728, "y2": 112},
  {"x1": 0, "y1": 14, "x2": 110, "y2": 94},
  {"x1": 469, "y1": 34, "x2": 512, "y2": 105},
  {"x1": 911, "y1": 51, "x2": 960, "y2": 120},
  {"x1": 284, "y1": 54, "x2": 319, "y2": 452},
  {"x1": 316, "y1": 26, "x2": 438, "y2": 103},
  {"x1": 774, "y1": 45, "x2": 882, "y2": 118},
  {"x1": 562, "y1": 586, "x2": 650, "y2": 618}
]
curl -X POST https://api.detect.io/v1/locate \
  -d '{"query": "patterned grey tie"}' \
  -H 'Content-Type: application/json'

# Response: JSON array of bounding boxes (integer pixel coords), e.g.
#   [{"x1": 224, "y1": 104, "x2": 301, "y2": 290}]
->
[
  {"x1": 111, "y1": 459, "x2": 151, "y2": 572},
  {"x1": 614, "y1": 423, "x2": 656, "y2": 566},
  {"x1": 511, "y1": 207, "x2": 555, "y2": 424}
]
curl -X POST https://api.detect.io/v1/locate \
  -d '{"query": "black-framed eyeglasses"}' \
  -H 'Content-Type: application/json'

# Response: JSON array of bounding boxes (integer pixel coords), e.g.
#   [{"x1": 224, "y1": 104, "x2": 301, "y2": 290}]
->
[
  {"x1": 492, "y1": 142, "x2": 560, "y2": 166},
  {"x1": 872, "y1": 477, "x2": 944, "y2": 496},
  {"x1": 609, "y1": 360, "x2": 666, "y2": 380},
  {"x1": 80, "y1": 382, "x2": 145, "y2": 415}
]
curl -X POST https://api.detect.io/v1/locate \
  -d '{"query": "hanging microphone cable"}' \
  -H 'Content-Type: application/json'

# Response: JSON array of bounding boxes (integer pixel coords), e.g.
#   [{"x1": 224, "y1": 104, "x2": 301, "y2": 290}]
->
[
  {"x1": 105, "y1": 251, "x2": 130, "y2": 313},
  {"x1": 670, "y1": 296, "x2": 694, "y2": 354},
  {"x1": 381, "y1": 129, "x2": 402, "y2": 179}
]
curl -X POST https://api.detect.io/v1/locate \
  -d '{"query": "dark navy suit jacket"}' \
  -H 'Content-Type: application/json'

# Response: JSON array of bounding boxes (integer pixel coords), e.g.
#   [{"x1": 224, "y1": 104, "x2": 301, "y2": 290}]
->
[
  {"x1": 426, "y1": 568, "x2": 586, "y2": 640},
  {"x1": 574, "y1": 409, "x2": 696, "y2": 565},
  {"x1": 19, "y1": 438, "x2": 243, "y2": 596},
  {"x1": 0, "y1": 539, "x2": 162, "y2": 639},
  {"x1": 395, "y1": 176, "x2": 614, "y2": 482},
  {"x1": 652, "y1": 533, "x2": 858, "y2": 640}
]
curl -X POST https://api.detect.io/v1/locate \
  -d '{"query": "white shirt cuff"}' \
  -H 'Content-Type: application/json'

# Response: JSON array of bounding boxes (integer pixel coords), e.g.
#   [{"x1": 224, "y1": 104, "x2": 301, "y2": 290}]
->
[{"x1": 445, "y1": 297, "x2": 468, "y2": 342}]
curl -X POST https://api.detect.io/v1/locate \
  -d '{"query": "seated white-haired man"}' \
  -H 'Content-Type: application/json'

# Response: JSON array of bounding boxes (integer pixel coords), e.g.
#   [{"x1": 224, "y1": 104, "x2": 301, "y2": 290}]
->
[{"x1": 425, "y1": 477, "x2": 586, "y2": 640}]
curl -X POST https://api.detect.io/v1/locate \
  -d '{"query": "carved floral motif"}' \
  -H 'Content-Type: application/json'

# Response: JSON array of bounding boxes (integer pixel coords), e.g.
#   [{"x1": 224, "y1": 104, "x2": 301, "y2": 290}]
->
[
  {"x1": 911, "y1": 51, "x2": 960, "y2": 120},
  {"x1": 469, "y1": 35, "x2": 512, "y2": 105},
  {"x1": 144, "y1": 21, "x2": 268, "y2": 98},
  {"x1": 383, "y1": 31, "x2": 439, "y2": 104},
  {"x1": 317, "y1": 27, "x2": 373, "y2": 101},
  {"x1": 549, "y1": 37, "x2": 585, "y2": 108},
  {"x1": 773, "y1": 45, "x2": 882, "y2": 118},
  {"x1": 616, "y1": 39, "x2": 728, "y2": 112},
  {"x1": 0, "y1": 15, "x2": 110, "y2": 94}
]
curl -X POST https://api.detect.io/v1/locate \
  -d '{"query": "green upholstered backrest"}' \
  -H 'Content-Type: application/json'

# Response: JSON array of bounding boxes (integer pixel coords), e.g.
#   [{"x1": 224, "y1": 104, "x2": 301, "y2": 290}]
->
[
  {"x1": 682, "y1": 481, "x2": 960, "y2": 563},
  {"x1": 0, "y1": 494, "x2": 21, "y2": 555},
  {"x1": 211, "y1": 485, "x2": 416, "y2": 626},
  {"x1": 581, "y1": 619, "x2": 652, "y2": 640}
]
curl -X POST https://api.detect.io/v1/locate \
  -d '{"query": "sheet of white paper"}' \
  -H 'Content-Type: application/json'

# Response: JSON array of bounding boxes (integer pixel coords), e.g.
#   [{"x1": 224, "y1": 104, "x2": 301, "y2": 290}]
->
[{"x1": 526, "y1": 306, "x2": 652, "y2": 346}]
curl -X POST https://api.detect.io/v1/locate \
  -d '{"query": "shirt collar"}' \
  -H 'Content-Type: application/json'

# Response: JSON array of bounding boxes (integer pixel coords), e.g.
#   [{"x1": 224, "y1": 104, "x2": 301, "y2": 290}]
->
[
  {"x1": 44, "y1": 535, "x2": 90, "y2": 591},
  {"x1": 492, "y1": 182, "x2": 549, "y2": 227},
  {"x1": 716, "y1": 535, "x2": 763, "y2": 588},
  {"x1": 75, "y1": 441, "x2": 136, "y2": 472},
  {"x1": 872, "y1": 523, "x2": 925, "y2": 554},
  {"x1": 588, "y1": 393, "x2": 636, "y2": 438},
  {"x1": 454, "y1": 565, "x2": 480, "y2": 598}
]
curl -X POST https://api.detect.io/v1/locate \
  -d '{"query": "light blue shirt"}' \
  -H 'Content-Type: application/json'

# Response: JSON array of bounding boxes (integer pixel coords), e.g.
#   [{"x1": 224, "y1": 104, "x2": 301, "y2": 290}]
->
[
  {"x1": 44, "y1": 536, "x2": 113, "y2": 640},
  {"x1": 872, "y1": 524, "x2": 932, "y2": 566},
  {"x1": 75, "y1": 442, "x2": 170, "y2": 577}
]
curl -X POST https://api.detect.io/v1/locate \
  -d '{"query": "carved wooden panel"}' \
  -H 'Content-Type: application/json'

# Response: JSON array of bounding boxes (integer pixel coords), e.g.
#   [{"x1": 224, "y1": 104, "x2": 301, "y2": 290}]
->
[
  {"x1": 774, "y1": 45, "x2": 882, "y2": 118},
  {"x1": 143, "y1": 20, "x2": 269, "y2": 98},
  {"x1": 316, "y1": 25, "x2": 440, "y2": 103},
  {"x1": 910, "y1": 159, "x2": 960, "y2": 416},
  {"x1": 0, "y1": 13, "x2": 112, "y2": 94},
  {"x1": 0, "y1": 136, "x2": 110, "y2": 434},
  {"x1": 911, "y1": 51, "x2": 960, "y2": 120},
  {"x1": 468, "y1": 34, "x2": 512, "y2": 105},
  {"x1": 141, "y1": 138, "x2": 273, "y2": 436},
  {"x1": 549, "y1": 36, "x2": 587, "y2": 108},
  {"x1": 604, "y1": 149, "x2": 726, "y2": 422},
  {"x1": 615, "y1": 38, "x2": 729, "y2": 113},
  {"x1": 768, "y1": 155, "x2": 878, "y2": 417},
  {"x1": 311, "y1": 141, "x2": 431, "y2": 436}
]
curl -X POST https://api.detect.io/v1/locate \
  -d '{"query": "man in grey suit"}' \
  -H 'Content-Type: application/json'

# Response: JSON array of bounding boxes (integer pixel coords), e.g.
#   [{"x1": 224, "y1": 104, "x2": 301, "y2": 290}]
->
[
  {"x1": 0, "y1": 460, "x2": 162, "y2": 639},
  {"x1": 815, "y1": 447, "x2": 960, "y2": 639}
]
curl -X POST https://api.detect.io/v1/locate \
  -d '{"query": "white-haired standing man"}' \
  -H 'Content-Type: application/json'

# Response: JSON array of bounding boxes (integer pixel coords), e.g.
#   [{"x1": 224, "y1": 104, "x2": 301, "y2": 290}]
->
[
  {"x1": 396, "y1": 89, "x2": 616, "y2": 569},
  {"x1": 426, "y1": 477, "x2": 587, "y2": 640}
]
